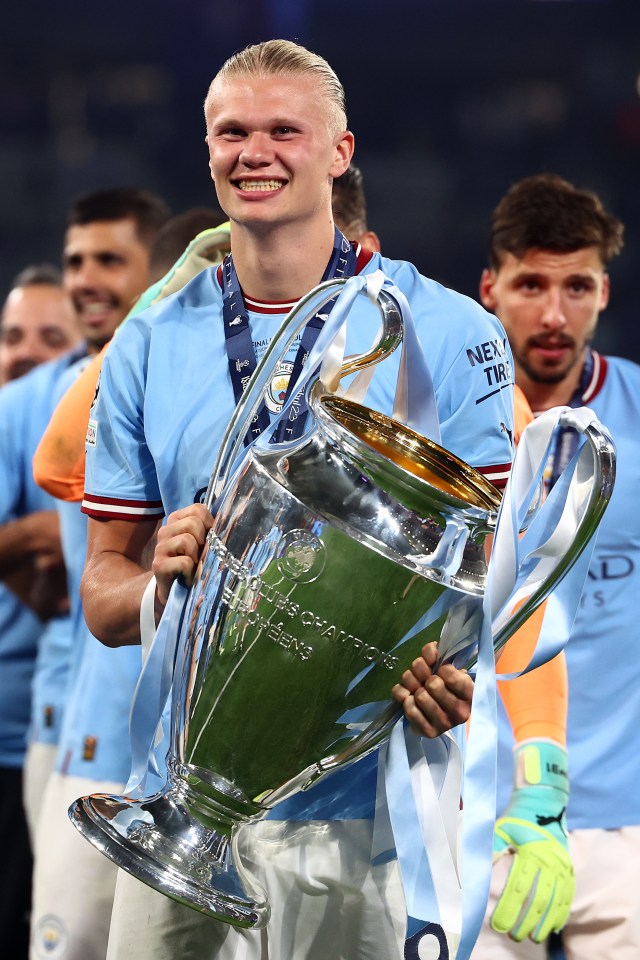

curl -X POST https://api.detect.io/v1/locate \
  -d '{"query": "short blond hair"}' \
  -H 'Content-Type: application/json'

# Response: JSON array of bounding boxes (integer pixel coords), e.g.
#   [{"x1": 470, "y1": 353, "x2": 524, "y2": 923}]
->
[{"x1": 204, "y1": 39, "x2": 347, "y2": 135}]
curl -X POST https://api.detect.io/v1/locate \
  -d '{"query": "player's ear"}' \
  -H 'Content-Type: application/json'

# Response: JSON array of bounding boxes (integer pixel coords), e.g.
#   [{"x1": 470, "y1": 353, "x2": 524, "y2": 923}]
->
[
  {"x1": 600, "y1": 272, "x2": 610, "y2": 311},
  {"x1": 330, "y1": 131, "x2": 355, "y2": 178},
  {"x1": 479, "y1": 268, "x2": 498, "y2": 312},
  {"x1": 358, "y1": 230, "x2": 381, "y2": 254}
]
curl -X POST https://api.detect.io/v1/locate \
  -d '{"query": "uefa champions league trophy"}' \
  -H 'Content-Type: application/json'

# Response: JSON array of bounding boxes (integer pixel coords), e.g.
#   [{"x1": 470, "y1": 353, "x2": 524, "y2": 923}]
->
[{"x1": 69, "y1": 274, "x2": 615, "y2": 928}]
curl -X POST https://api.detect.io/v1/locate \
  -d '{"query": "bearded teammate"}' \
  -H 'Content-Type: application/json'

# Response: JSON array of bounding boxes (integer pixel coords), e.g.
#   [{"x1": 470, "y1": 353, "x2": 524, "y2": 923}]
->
[
  {"x1": 473, "y1": 174, "x2": 635, "y2": 960},
  {"x1": 26, "y1": 188, "x2": 170, "y2": 960},
  {"x1": 79, "y1": 41, "x2": 515, "y2": 959}
]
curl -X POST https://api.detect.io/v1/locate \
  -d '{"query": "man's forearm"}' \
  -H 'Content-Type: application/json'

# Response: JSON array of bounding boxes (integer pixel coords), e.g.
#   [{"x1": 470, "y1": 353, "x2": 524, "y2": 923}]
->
[
  {"x1": 81, "y1": 550, "x2": 153, "y2": 647},
  {"x1": 0, "y1": 512, "x2": 60, "y2": 578},
  {"x1": 4, "y1": 559, "x2": 42, "y2": 610}
]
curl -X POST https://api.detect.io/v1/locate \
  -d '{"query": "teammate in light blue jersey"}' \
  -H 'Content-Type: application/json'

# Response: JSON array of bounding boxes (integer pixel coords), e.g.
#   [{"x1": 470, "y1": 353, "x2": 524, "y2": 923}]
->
[
  {"x1": 28, "y1": 188, "x2": 171, "y2": 960},
  {"x1": 473, "y1": 174, "x2": 634, "y2": 960},
  {"x1": 0, "y1": 266, "x2": 80, "y2": 956},
  {"x1": 0, "y1": 350, "x2": 85, "y2": 748},
  {"x1": 81, "y1": 39, "x2": 515, "y2": 960},
  {"x1": 53, "y1": 357, "x2": 142, "y2": 786}
]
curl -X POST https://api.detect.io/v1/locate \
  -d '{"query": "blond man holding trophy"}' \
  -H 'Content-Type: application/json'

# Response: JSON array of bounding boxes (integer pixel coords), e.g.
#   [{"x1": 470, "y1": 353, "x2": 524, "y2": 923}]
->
[{"x1": 72, "y1": 41, "x2": 609, "y2": 960}]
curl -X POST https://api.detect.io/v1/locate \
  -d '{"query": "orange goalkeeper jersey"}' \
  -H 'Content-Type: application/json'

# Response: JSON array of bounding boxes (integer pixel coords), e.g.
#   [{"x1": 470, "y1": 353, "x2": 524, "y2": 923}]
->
[{"x1": 497, "y1": 385, "x2": 567, "y2": 745}]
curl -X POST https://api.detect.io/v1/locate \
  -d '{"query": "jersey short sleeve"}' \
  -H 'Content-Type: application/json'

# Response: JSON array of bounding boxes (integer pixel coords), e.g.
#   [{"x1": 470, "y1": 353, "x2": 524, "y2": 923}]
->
[
  {"x1": 0, "y1": 381, "x2": 29, "y2": 522},
  {"x1": 0, "y1": 369, "x2": 57, "y2": 521},
  {"x1": 83, "y1": 315, "x2": 164, "y2": 522},
  {"x1": 34, "y1": 350, "x2": 105, "y2": 503}
]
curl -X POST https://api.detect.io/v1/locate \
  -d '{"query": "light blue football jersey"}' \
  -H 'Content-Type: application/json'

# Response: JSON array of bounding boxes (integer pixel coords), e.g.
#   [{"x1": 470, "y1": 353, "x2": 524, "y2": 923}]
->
[
  {"x1": 0, "y1": 587, "x2": 41, "y2": 767},
  {"x1": 496, "y1": 352, "x2": 640, "y2": 830},
  {"x1": 42, "y1": 358, "x2": 141, "y2": 783},
  {"x1": 84, "y1": 255, "x2": 514, "y2": 521},
  {"x1": 0, "y1": 351, "x2": 84, "y2": 756},
  {"x1": 83, "y1": 255, "x2": 515, "y2": 817}
]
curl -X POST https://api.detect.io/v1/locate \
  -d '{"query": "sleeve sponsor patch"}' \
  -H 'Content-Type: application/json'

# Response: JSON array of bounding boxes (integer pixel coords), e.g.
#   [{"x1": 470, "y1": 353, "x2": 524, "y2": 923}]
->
[
  {"x1": 86, "y1": 418, "x2": 98, "y2": 447},
  {"x1": 466, "y1": 337, "x2": 513, "y2": 402}
]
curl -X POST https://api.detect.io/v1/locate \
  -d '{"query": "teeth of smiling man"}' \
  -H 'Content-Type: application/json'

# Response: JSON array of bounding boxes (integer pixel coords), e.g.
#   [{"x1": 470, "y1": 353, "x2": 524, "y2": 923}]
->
[
  {"x1": 84, "y1": 302, "x2": 111, "y2": 314},
  {"x1": 238, "y1": 180, "x2": 284, "y2": 191}
]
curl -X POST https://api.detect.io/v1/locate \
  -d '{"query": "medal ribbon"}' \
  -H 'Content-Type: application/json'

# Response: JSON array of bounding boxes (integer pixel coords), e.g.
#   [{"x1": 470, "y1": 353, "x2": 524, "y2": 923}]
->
[
  {"x1": 549, "y1": 348, "x2": 595, "y2": 489},
  {"x1": 222, "y1": 227, "x2": 357, "y2": 446}
]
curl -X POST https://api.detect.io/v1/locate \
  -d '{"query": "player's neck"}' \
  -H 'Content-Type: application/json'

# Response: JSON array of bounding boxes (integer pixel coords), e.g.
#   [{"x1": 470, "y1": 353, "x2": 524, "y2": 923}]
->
[
  {"x1": 517, "y1": 357, "x2": 586, "y2": 414},
  {"x1": 230, "y1": 218, "x2": 336, "y2": 303}
]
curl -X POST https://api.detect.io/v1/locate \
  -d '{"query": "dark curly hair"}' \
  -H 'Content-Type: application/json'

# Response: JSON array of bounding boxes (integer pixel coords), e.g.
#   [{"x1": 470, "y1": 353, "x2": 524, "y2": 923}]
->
[{"x1": 488, "y1": 173, "x2": 624, "y2": 270}]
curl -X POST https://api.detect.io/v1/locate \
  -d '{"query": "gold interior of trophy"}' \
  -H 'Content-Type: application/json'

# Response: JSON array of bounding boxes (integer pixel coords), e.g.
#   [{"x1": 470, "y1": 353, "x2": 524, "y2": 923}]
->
[{"x1": 320, "y1": 395, "x2": 502, "y2": 511}]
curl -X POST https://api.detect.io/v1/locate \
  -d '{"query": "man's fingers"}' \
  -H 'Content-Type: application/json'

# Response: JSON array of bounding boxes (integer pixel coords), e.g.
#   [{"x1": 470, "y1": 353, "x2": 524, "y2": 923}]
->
[
  {"x1": 158, "y1": 509, "x2": 213, "y2": 548},
  {"x1": 156, "y1": 530, "x2": 203, "y2": 564},
  {"x1": 400, "y1": 693, "x2": 442, "y2": 738},
  {"x1": 393, "y1": 651, "x2": 473, "y2": 736},
  {"x1": 166, "y1": 502, "x2": 214, "y2": 525},
  {"x1": 391, "y1": 683, "x2": 410, "y2": 704},
  {"x1": 396, "y1": 666, "x2": 422, "y2": 694},
  {"x1": 420, "y1": 641, "x2": 438, "y2": 666},
  {"x1": 434, "y1": 663, "x2": 474, "y2": 701},
  {"x1": 415, "y1": 681, "x2": 466, "y2": 733},
  {"x1": 417, "y1": 670, "x2": 473, "y2": 728},
  {"x1": 152, "y1": 504, "x2": 215, "y2": 607},
  {"x1": 153, "y1": 553, "x2": 201, "y2": 584}
]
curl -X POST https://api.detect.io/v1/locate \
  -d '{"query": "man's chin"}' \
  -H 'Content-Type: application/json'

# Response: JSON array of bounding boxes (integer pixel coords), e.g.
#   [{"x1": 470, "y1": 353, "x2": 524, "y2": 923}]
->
[
  {"x1": 83, "y1": 320, "x2": 122, "y2": 352},
  {"x1": 521, "y1": 352, "x2": 579, "y2": 386},
  {"x1": 8, "y1": 361, "x2": 37, "y2": 381}
]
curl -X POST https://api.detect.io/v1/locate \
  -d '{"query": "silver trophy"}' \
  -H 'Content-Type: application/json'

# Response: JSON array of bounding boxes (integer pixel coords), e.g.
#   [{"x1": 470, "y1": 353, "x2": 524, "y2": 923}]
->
[{"x1": 69, "y1": 276, "x2": 615, "y2": 928}]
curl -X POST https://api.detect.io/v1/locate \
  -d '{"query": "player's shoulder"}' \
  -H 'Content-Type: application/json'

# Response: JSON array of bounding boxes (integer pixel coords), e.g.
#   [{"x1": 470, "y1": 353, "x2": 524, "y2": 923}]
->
[
  {"x1": 146, "y1": 265, "x2": 220, "y2": 326},
  {"x1": 364, "y1": 253, "x2": 508, "y2": 346},
  {"x1": 108, "y1": 268, "x2": 221, "y2": 371},
  {"x1": 0, "y1": 348, "x2": 81, "y2": 411},
  {"x1": 605, "y1": 353, "x2": 640, "y2": 380}
]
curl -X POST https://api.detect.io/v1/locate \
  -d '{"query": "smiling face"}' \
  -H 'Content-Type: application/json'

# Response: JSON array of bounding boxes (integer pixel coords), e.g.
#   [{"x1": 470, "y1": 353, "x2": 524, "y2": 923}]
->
[
  {"x1": 63, "y1": 218, "x2": 151, "y2": 351},
  {"x1": 0, "y1": 284, "x2": 79, "y2": 384},
  {"x1": 480, "y1": 246, "x2": 609, "y2": 406},
  {"x1": 204, "y1": 73, "x2": 353, "y2": 235}
]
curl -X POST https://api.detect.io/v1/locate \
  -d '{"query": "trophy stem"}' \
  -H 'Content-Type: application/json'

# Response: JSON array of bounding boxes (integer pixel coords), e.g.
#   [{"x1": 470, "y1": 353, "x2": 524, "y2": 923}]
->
[{"x1": 68, "y1": 754, "x2": 270, "y2": 928}]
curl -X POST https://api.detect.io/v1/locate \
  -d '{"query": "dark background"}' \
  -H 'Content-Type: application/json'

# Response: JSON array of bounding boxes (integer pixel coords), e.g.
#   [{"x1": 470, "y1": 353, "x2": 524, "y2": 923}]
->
[{"x1": 3, "y1": 0, "x2": 639, "y2": 358}]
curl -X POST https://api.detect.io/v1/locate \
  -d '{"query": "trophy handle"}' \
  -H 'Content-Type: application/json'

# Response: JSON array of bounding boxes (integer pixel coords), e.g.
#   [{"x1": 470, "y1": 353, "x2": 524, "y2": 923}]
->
[
  {"x1": 204, "y1": 277, "x2": 404, "y2": 509},
  {"x1": 469, "y1": 415, "x2": 616, "y2": 670}
]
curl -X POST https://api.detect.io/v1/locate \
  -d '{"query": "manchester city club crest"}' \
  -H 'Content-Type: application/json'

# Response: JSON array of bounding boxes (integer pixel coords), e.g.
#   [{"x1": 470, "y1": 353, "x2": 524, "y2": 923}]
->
[
  {"x1": 34, "y1": 914, "x2": 69, "y2": 958},
  {"x1": 266, "y1": 360, "x2": 294, "y2": 414}
]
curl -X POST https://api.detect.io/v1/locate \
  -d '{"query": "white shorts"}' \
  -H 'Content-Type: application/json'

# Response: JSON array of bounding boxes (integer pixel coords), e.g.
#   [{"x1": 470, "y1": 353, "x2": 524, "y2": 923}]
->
[
  {"x1": 23, "y1": 740, "x2": 57, "y2": 844},
  {"x1": 107, "y1": 819, "x2": 455, "y2": 960},
  {"x1": 471, "y1": 825, "x2": 640, "y2": 960},
  {"x1": 30, "y1": 771, "x2": 124, "y2": 960}
]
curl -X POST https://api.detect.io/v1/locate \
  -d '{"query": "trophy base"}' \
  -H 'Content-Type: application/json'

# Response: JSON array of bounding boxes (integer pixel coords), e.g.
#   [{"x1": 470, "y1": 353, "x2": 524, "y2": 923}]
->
[{"x1": 68, "y1": 783, "x2": 270, "y2": 929}]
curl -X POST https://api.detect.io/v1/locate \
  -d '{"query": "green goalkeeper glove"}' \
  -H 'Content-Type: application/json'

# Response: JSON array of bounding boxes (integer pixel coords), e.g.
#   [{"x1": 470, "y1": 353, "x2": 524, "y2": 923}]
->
[{"x1": 490, "y1": 739, "x2": 574, "y2": 942}]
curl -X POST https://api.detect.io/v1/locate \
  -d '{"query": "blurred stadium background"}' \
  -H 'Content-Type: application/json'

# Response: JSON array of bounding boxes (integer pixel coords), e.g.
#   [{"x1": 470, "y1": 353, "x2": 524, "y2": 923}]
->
[{"x1": 2, "y1": 0, "x2": 639, "y2": 357}]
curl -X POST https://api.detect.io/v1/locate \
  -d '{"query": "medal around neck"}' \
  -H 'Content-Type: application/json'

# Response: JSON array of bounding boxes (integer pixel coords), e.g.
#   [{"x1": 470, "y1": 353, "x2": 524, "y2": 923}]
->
[{"x1": 68, "y1": 273, "x2": 615, "y2": 928}]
